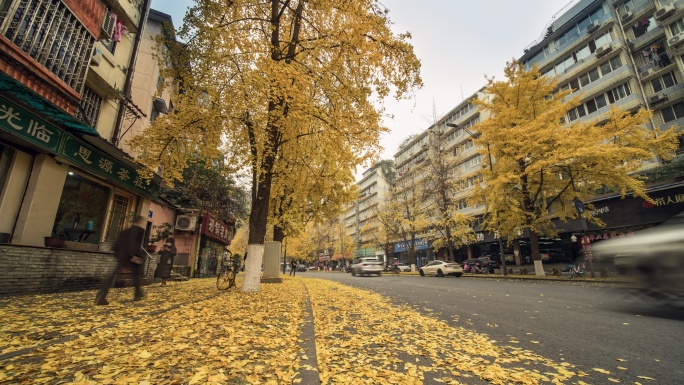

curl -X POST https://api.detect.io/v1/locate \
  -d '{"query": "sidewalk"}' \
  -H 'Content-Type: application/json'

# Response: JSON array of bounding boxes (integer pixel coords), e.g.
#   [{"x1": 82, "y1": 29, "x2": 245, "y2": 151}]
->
[{"x1": 0, "y1": 277, "x2": 608, "y2": 384}]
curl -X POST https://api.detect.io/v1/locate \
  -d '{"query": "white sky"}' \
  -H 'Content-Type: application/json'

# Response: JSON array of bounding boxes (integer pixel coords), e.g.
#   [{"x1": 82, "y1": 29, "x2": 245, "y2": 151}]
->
[{"x1": 151, "y1": 0, "x2": 573, "y2": 179}]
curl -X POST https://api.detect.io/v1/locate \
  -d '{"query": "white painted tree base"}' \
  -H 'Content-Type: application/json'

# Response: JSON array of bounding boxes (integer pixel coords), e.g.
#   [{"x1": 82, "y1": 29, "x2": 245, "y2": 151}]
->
[
  {"x1": 241, "y1": 244, "x2": 264, "y2": 292},
  {"x1": 533, "y1": 260, "x2": 545, "y2": 276}
]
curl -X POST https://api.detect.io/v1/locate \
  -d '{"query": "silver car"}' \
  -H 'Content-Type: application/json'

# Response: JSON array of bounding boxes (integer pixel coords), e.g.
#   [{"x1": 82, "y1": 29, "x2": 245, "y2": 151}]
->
[
  {"x1": 591, "y1": 211, "x2": 684, "y2": 307},
  {"x1": 351, "y1": 258, "x2": 383, "y2": 276},
  {"x1": 419, "y1": 260, "x2": 463, "y2": 277}
]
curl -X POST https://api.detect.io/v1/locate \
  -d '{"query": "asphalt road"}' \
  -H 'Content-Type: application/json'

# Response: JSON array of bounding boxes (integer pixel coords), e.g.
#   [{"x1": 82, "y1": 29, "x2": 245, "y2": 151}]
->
[{"x1": 305, "y1": 272, "x2": 684, "y2": 385}]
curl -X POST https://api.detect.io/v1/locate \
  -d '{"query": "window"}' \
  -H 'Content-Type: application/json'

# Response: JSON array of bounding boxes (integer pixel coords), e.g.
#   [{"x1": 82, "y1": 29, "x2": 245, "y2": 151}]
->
[
  {"x1": 633, "y1": 17, "x2": 656, "y2": 39},
  {"x1": 595, "y1": 94, "x2": 608, "y2": 109},
  {"x1": 670, "y1": 18, "x2": 684, "y2": 36},
  {"x1": 651, "y1": 72, "x2": 678, "y2": 93},
  {"x1": 105, "y1": 193, "x2": 132, "y2": 242},
  {"x1": 586, "y1": 99, "x2": 598, "y2": 114},
  {"x1": 53, "y1": 172, "x2": 111, "y2": 242},
  {"x1": 588, "y1": 68, "x2": 600, "y2": 82},
  {"x1": 1, "y1": 0, "x2": 95, "y2": 93},
  {"x1": 76, "y1": 87, "x2": 103, "y2": 127},
  {"x1": 660, "y1": 102, "x2": 684, "y2": 123}
]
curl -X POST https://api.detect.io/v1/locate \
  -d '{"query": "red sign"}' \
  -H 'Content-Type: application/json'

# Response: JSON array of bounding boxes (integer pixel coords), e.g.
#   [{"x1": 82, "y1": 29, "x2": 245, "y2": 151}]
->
[{"x1": 201, "y1": 213, "x2": 232, "y2": 245}]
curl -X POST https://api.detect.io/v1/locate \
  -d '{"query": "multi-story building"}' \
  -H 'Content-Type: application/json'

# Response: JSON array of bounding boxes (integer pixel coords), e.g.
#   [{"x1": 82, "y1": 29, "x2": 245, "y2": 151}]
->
[
  {"x1": 0, "y1": 0, "x2": 161, "y2": 294},
  {"x1": 392, "y1": 91, "x2": 490, "y2": 266},
  {"x1": 344, "y1": 161, "x2": 393, "y2": 263},
  {"x1": 390, "y1": 0, "x2": 684, "y2": 267}
]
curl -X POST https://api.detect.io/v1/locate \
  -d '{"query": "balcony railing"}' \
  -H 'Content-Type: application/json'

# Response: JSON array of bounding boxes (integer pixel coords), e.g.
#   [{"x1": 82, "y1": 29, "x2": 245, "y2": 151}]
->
[{"x1": 0, "y1": 0, "x2": 95, "y2": 93}]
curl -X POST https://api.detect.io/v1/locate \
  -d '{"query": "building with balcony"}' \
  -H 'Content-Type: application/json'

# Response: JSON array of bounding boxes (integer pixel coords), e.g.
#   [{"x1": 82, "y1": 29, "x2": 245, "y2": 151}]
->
[
  {"x1": 387, "y1": 0, "x2": 684, "y2": 268},
  {"x1": 0, "y1": 0, "x2": 162, "y2": 295},
  {"x1": 344, "y1": 161, "x2": 393, "y2": 263}
]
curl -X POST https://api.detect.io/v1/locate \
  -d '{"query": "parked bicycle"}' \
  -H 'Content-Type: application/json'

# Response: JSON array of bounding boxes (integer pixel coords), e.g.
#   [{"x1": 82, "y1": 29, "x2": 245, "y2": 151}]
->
[
  {"x1": 217, "y1": 251, "x2": 238, "y2": 290},
  {"x1": 567, "y1": 259, "x2": 587, "y2": 279}
]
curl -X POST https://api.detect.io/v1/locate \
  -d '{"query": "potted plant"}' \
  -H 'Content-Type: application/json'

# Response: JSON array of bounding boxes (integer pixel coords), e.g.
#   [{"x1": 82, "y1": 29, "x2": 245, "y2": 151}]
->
[{"x1": 146, "y1": 222, "x2": 174, "y2": 253}]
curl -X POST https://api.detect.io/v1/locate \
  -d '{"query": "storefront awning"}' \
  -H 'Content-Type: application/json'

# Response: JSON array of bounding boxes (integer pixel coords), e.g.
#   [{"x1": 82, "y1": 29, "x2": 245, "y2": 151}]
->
[{"x1": 0, "y1": 71, "x2": 99, "y2": 137}]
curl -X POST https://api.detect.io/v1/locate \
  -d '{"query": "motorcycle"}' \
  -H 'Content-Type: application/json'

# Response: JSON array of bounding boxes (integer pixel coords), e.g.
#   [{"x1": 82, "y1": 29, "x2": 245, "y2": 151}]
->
[{"x1": 469, "y1": 262, "x2": 489, "y2": 274}]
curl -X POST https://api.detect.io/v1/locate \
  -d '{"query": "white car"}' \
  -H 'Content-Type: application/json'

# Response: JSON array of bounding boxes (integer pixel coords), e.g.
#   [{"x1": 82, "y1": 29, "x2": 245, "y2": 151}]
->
[
  {"x1": 419, "y1": 260, "x2": 463, "y2": 277},
  {"x1": 396, "y1": 263, "x2": 411, "y2": 272},
  {"x1": 351, "y1": 258, "x2": 383, "y2": 276}
]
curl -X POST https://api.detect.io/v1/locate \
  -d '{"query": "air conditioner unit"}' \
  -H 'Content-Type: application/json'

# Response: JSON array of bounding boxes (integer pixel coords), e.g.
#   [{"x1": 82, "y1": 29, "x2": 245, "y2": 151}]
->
[
  {"x1": 101, "y1": 12, "x2": 116, "y2": 40},
  {"x1": 655, "y1": 4, "x2": 676, "y2": 22},
  {"x1": 668, "y1": 31, "x2": 684, "y2": 48},
  {"x1": 621, "y1": 11, "x2": 633, "y2": 23},
  {"x1": 649, "y1": 92, "x2": 668, "y2": 105},
  {"x1": 641, "y1": 67, "x2": 655, "y2": 77},
  {"x1": 90, "y1": 49, "x2": 102, "y2": 66},
  {"x1": 175, "y1": 215, "x2": 197, "y2": 231},
  {"x1": 595, "y1": 43, "x2": 612, "y2": 58},
  {"x1": 587, "y1": 20, "x2": 601, "y2": 33}
]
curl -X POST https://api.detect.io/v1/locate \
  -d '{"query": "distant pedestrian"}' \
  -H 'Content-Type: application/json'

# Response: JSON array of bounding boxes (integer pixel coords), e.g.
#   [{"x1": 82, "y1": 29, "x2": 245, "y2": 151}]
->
[
  {"x1": 154, "y1": 237, "x2": 177, "y2": 286},
  {"x1": 95, "y1": 215, "x2": 147, "y2": 305},
  {"x1": 290, "y1": 259, "x2": 297, "y2": 276}
]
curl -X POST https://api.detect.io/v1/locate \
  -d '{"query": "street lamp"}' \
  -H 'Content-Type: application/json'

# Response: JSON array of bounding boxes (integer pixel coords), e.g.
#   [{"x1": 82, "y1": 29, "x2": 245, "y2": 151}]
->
[{"x1": 446, "y1": 122, "x2": 507, "y2": 276}]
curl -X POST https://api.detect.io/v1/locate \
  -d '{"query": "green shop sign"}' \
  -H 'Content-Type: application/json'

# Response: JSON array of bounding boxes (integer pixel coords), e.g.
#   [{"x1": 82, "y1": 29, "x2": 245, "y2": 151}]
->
[
  {"x1": 0, "y1": 96, "x2": 158, "y2": 198},
  {"x1": 0, "y1": 96, "x2": 64, "y2": 152},
  {"x1": 60, "y1": 136, "x2": 157, "y2": 197}
]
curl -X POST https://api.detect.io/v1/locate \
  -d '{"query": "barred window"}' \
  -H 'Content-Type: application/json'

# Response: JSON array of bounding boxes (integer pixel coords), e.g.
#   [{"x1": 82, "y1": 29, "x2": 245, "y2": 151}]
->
[
  {"x1": 1, "y1": 0, "x2": 95, "y2": 93},
  {"x1": 76, "y1": 86, "x2": 102, "y2": 127}
]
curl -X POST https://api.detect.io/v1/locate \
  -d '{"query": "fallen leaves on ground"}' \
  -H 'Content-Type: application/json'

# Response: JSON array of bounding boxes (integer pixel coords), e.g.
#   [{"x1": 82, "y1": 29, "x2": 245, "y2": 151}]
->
[
  {"x1": 0, "y1": 278, "x2": 305, "y2": 384},
  {"x1": 0, "y1": 276, "x2": 655, "y2": 384}
]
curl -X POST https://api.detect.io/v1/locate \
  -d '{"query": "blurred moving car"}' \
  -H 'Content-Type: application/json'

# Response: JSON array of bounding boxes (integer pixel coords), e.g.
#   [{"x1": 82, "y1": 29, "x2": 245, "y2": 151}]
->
[
  {"x1": 296, "y1": 263, "x2": 307, "y2": 272},
  {"x1": 419, "y1": 260, "x2": 463, "y2": 277},
  {"x1": 351, "y1": 257, "x2": 383, "y2": 276},
  {"x1": 591, "y1": 211, "x2": 684, "y2": 308}
]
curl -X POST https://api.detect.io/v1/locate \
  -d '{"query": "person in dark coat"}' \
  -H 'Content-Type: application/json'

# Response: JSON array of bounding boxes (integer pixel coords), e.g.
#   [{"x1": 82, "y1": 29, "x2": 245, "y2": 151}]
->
[
  {"x1": 290, "y1": 259, "x2": 297, "y2": 276},
  {"x1": 154, "y1": 237, "x2": 177, "y2": 286},
  {"x1": 95, "y1": 215, "x2": 147, "y2": 305}
]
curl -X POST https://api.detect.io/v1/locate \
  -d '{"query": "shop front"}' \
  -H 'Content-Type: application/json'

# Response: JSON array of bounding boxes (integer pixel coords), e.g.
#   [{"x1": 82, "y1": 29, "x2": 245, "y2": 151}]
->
[
  {"x1": 0, "y1": 81, "x2": 159, "y2": 294},
  {"x1": 195, "y1": 212, "x2": 232, "y2": 277},
  {"x1": 393, "y1": 238, "x2": 433, "y2": 268}
]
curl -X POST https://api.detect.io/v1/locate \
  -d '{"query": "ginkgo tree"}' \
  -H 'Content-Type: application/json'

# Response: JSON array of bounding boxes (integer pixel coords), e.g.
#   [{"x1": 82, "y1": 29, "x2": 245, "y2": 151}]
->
[
  {"x1": 374, "y1": 170, "x2": 432, "y2": 266},
  {"x1": 131, "y1": 0, "x2": 422, "y2": 292},
  {"x1": 417, "y1": 125, "x2": 476, "y2": 261},
  {"x1": 472, "y1": 61, "x2": 680, "y2": 276}
]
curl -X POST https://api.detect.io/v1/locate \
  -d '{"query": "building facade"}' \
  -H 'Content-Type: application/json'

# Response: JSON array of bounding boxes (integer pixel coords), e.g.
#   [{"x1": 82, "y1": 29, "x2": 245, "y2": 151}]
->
[
  {"x1": 0, "y1": 0, "x2": 165, "y2": 294},
  {"x1": 344, "y1": 162, "x2": 393, "y2": 263},
  {"x1": 389, "y1": 0, "x2": 684, "y2": 266}
]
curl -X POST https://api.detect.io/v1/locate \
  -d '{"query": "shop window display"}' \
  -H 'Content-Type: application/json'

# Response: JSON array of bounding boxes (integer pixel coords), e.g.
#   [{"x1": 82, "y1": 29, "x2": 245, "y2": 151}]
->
[{"x1": 52, "y1": 172, "x2": 110, "y2": 243}]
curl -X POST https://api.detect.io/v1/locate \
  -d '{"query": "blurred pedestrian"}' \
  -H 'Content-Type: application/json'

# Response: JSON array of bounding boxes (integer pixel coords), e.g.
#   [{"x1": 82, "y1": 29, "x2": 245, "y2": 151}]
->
[
  {"x1": 154, "y1": 237, "x2": 177, "y2": 286},
  {"x1": 95, "y1": 215, "x2": 147, "y2": 305},
  {"x1": 290, "y1": 259, "x2": 297, "y2": 276}
]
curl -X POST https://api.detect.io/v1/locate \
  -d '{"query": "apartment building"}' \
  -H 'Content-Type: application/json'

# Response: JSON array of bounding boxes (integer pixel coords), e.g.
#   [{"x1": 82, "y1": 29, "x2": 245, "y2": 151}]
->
[
  {"x1": 389, "y1": 0, "x2": 684, "y2": 266},
  {"x1": 392, "y1": 91, "x2": 491, "y2": 266},
  {"x1": 518, "y1": 0, "x2": 684, "y2": 257},
  {"x1": 344, "y1": 162, "x2": 393, "y2": 263}
]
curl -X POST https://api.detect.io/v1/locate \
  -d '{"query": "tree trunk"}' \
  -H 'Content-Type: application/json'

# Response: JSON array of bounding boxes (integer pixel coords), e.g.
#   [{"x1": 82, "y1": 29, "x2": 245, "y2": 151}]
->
[
  {"x1": 242, "y1": 161, "x2": 274, "y2": 292},
  {"x1": 445, "y1": 226, "x2": 455, "y2": 261},
  {"x1": 529, "y1": 230, "x2": 545, "y2": 276}
]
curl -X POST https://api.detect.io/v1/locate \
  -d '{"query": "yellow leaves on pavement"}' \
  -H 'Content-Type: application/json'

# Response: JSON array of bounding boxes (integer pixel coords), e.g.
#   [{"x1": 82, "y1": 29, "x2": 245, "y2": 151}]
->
[
  {"x1": 0, "y1": 278, "x2": 304, "y2": 384},
  {"x1": 0, "y1": 276, "x2": 656, "y2": 384}
]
